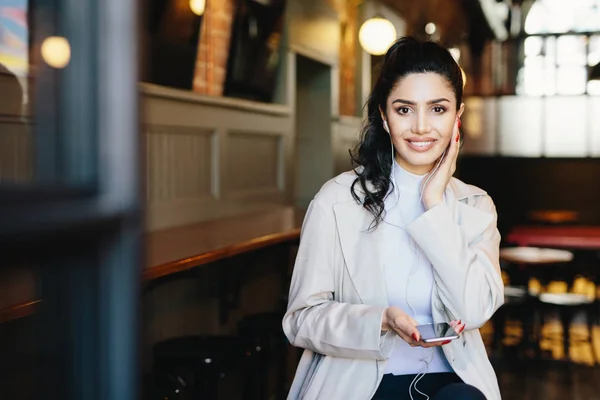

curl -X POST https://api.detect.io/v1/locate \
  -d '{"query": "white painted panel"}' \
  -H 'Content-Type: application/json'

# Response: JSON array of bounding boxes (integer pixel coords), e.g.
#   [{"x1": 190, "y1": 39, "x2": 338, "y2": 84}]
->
[
  {"x1": 146, "y1": 126, "x2": 214, "y2": 203},
  {"x1": 141, "y1": 87, "x2": 293, "y2": 231},
  {"x1": 498, "y1": 96, "x2": 543, "y2": 157},
  {"x1": 544, "y1": 96, "x2": 588, "y2": 157},
  {"x1": 226, "y1": 131, "x2": 282, "y2": 195},
  {"x1": 332, "y1": 116, "x2": 361, "y2": 176},
  {"x1": 462, "y1": 97, "x2": 497, "y2": 155}
]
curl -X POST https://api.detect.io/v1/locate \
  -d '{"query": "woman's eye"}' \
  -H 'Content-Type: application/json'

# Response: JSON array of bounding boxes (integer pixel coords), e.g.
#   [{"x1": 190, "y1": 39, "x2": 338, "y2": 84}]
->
[
  {"x1": 432, "y1": 106, "x2": 446, "y2": 113},
  {"x1": 397, "y1": 107, "x2": 411, "y2": 115}
]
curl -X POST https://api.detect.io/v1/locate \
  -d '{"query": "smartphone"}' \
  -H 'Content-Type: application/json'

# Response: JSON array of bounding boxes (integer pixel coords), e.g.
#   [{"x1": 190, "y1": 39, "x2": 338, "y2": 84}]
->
[{"x1": 416, "y1": 323, "x2": 459, "y2": 343}]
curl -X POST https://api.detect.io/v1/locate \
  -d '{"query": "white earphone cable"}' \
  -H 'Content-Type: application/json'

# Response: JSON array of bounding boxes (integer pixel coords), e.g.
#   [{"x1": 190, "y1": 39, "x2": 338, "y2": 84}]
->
[
  {"x1": 409, "y1": 348, "x2": 435, "y2": 400},
  {"x1": 384, "y1": 124, "x2": 446, "y2": 400}
]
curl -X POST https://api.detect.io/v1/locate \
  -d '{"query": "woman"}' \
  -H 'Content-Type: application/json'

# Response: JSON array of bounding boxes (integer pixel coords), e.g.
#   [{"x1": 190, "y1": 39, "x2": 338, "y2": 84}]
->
[{"x1": 282, "y1": 37, "x2": 504, "y2": 400}]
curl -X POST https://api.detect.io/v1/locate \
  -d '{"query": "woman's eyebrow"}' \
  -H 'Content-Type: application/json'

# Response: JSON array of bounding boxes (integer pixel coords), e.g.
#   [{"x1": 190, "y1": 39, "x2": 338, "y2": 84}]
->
[{"x1": 392, "y1": 98, "x2": 450, "y2": 105}]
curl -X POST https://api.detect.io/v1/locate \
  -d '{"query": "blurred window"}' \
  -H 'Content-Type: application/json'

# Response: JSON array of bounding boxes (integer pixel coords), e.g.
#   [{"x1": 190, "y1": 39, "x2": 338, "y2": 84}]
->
[{"x1": 517, "y1": 0, "x2": 600, "y2": 96}]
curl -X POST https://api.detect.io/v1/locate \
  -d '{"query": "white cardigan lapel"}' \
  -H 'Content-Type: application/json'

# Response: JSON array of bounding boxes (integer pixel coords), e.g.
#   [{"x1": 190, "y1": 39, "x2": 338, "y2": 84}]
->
[
  {"x1": 333, "y1": 200, "x2": 389, "y2": 307},
  {"x1": 331, "y1": 171, "x2": 492, "y2": 306}
]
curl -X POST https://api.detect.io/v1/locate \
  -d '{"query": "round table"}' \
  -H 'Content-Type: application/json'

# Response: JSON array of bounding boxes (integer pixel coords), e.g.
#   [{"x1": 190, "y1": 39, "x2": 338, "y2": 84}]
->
[{"x1": 497, "y1": 247, "x2": 575, "y2": 359}]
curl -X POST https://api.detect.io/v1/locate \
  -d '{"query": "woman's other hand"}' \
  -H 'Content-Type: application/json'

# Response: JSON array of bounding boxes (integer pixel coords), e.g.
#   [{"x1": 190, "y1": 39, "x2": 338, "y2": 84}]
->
[
  {"x1": 421, "y1": 118, "x2": 461, "y2": 210},
  {"x1": 450, "y1": 319, "x2": 466, "y2": 335}
]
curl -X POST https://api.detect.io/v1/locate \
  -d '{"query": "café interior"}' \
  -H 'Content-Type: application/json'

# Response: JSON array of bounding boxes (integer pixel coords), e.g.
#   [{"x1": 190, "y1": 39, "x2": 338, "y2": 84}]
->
[{"x1": 1, "y1": 0, "x2": 600, "y2": 399}]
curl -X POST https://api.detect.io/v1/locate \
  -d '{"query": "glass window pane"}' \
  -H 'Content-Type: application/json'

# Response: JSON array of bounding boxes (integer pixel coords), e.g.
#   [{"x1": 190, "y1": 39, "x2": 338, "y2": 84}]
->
[
  {"x1": 556, "y1": 66, "x2": 587, "y2": 95},
  {"x1": 524, "y1": 55, "x2": 544, "y2": 68},
  {"x1": 544, "y1": 67, "x2": 557, "y2": 95},
  {"x1": 544, "y1": 96, "x2": 588, "y2": 157},
  {"x1": 525, "y1": 36, "x2": 543, "y2": 57},
  {"x1": 0, "y1": 0, "x2": 32, "y2": 184},
  {"x1": 518, "y1": 66, "x2": 544, "y2": 96},
  {"x1": 588, "y1": 80, "x2": 600, "y2": 95},
  {"x1": 517, "y1": 66, "x2": 556, "y2": 96},
  {"x1": 544, "y1": 36, "x2": 556, "y2": 67},
  {"x1": 574, "y1": 4, "x2": 600, "y2": 32},
  {"x1": 0, "y1": 0, "x2": 97, "y2": 188},
  {"x1": 498, "y1": 96, "x2": 543, "y2": 157},
  {"x1": 544, "y1": 4, "x2": 572, "y2": 34},
  {"x1": 524, "y1": 2, "x2": 548, "y2": 34},
  {"x1": 556, "y1": 36, "x2": 586, "y2": 66},
  {"x1": 525, "y1": 0, "x2": 600, "y2": 34},
  {"x1": 589, "y1": 35, "x2": 600, "y2": 67}
]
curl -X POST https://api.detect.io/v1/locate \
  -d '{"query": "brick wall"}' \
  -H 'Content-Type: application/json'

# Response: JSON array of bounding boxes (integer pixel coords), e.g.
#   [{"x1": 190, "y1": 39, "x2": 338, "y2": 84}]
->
[
  {"x1": 193, "y1": 0, "x2": 234, "y2": 95},
  {"x1": 339, "y1": 3, "x2": 358, "y2": 116},
  {"x1": 326, "y1": 0, "x2": 359, "y2": 116},
  {"x1": 193, "y1": 0, "x2": 360, "y2": 115}
]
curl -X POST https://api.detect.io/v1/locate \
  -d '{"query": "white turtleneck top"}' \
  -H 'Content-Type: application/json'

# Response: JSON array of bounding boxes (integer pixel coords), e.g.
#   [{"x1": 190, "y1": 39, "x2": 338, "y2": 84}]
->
[{"x1": 382, "y1": 160, "x2": 453, "y2": 375}]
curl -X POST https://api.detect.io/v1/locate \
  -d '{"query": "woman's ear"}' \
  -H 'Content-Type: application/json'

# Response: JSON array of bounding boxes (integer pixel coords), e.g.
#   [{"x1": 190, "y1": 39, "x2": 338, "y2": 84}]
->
[
  {"x1": 457, "y1": 103, "x2": 465, "y2": 120},
  {"x1": 378, "y1": 105, "x2": 387, "y2": 122}
]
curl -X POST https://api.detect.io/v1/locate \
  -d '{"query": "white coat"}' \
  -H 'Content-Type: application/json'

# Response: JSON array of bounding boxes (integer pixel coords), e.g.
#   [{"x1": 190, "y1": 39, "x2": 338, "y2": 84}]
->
[{"x1": 283, "y1": 170, "x2": 504, "y2": 399}]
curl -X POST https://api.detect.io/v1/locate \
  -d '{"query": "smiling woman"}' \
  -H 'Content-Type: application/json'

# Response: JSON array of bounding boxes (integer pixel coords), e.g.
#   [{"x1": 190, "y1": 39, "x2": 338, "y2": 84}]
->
[
  {"x1": 353, "y1": 37, "x2": 466, "y2": 223},
  {"x1": 282, "y1": 37, "x2": 504, "y2": 400},
  {"x1": 382, "y1": 74, "x2": 462, "y2": 175}
]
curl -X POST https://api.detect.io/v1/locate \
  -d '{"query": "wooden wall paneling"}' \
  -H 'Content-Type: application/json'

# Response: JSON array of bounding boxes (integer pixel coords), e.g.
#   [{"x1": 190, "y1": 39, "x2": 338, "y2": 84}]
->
[
  {"x1": 458, "y1": 157, "x2": 600, "y2": 231},
  {"x1": 146, "y1": 125, "x2": 215, "y2": 203},
  {"x1": 140, "y1": 84, "x2": 293, "y2": 230},
  {"x1": 224, "y1": 130, "x2": 284, "y2": 198},
  {"x1": 145, "y1": 125, "x2": 219, "y2": 231}
]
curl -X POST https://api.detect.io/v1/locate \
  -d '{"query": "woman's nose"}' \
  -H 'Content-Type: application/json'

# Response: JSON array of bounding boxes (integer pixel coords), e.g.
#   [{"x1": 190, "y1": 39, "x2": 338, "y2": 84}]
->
[{"x1": 412, "y1": 112, "x2": 432, "y2": 134}]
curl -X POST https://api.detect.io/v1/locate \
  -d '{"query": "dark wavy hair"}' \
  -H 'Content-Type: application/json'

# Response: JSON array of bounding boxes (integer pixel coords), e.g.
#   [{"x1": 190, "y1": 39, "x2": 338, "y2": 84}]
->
[{"x1": 350, "y1": 37, "x2": 464, "y2": 227}]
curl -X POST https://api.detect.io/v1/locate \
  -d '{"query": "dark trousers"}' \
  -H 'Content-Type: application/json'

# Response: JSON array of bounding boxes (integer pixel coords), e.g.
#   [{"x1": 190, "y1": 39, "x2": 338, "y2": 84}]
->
[{"x1": 372, "y1": 373, "x2": 487, "y2": 400}]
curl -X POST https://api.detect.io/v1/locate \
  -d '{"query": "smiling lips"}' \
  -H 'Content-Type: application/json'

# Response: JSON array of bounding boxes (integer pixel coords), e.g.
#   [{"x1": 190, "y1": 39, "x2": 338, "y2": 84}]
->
[{"x1": 405, "y1": 138, "x2": 437, "y2": 152}]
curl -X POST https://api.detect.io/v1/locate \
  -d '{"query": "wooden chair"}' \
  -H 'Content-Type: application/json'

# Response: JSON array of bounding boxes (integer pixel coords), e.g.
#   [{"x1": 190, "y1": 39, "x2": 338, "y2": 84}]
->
[
  {"x1": 238, "y1": 311, "x2": 289, "y2": 400},
  {"x1": 495, "y1": 247, "x2": 574, "y2": 358}
]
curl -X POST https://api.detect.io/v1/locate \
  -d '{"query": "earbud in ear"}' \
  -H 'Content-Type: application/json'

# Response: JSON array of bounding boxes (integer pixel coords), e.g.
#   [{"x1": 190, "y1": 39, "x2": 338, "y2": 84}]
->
[{"x1": 383, "y1": 120, "x2": 390, "y2": 133}]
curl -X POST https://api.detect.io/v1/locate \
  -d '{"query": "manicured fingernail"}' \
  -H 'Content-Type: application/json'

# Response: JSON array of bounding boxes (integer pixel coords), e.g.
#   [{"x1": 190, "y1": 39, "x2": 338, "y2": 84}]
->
[
  {"x1": 442, "y1": 340, "x2": 451, "y2": 345},
  {"x1": 412, "y1": 333, "x2": 419, "y2": 341},
  {"x1": 457, "y1": 119, "x2": 462, "y2": 129},
  {"x1": 455, "y1": 133, "x2": 460, "y2": 142},
  {"x1": 459, "y1": 325, "x2": 465, "y2": 333}
]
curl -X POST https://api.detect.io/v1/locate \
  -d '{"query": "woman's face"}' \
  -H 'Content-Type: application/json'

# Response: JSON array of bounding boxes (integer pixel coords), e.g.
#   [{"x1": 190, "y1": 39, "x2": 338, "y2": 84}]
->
[{"x1": 382, "y1": 72, "x2": 464, "y2": 175}]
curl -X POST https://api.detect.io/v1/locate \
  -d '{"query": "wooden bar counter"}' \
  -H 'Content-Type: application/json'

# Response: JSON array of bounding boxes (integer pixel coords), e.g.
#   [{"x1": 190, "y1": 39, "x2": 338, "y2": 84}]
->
[{"x1": 0, "y1": 206, "x2": 305, "y2": 323}]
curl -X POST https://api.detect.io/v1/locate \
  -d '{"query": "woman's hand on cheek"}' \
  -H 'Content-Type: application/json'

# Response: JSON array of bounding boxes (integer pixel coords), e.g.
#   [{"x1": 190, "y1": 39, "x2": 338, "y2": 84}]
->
[{"x1": 420, "y1": 118, "x2": 460, "y2": 210}]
